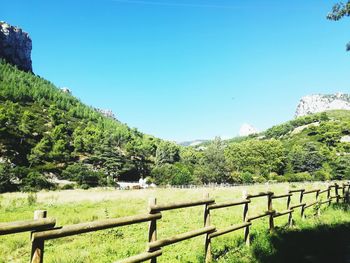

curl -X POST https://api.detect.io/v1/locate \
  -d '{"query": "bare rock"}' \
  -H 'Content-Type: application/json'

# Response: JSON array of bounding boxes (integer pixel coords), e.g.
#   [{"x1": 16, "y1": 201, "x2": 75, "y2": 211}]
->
[{"x1": 0, "y1": 21, "x2": 32, "y2": 72}]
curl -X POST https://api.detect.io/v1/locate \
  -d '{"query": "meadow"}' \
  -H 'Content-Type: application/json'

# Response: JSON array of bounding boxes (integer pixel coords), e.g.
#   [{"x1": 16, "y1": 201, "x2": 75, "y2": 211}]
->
[{"x1": 1, "y1": 182, "x2": 350, "y2": 263}]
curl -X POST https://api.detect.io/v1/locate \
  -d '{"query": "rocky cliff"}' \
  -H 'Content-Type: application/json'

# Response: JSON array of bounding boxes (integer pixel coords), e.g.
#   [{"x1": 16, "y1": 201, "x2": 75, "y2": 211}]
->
[
  {"x1": 0, "y1": 21, "x2": 32, "y2": 72},
  {"x1": 295, "y1": 93, "x2": 350, "y2": 117}
]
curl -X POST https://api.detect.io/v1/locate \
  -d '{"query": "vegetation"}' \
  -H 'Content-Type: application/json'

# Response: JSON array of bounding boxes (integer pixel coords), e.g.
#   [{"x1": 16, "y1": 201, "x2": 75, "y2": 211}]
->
[
  {"x1": 0, "y1": 61, "x2": 179, "y2": 191},
  {"x1": 1, "y1": 183, "x2": 350, "y2": 262},
  {"x1": 1, "y1": 61, "x2": 350, "y2": 192},
  {"x1": 327, "y1": 0, "x2": 350, "y2": 51}
]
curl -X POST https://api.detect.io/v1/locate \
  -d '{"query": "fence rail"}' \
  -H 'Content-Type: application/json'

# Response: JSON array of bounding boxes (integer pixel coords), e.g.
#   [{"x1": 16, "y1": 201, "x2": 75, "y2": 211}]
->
[{"x1": 1, "y1": 181, "x2": 349, "y2": 263}]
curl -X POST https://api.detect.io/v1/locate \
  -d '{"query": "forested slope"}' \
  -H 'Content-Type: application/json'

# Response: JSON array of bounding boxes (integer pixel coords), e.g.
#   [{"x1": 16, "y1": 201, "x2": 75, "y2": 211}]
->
[
  {"x1": 0, "y1": 61, "x2": 179, "y2": 191},
  {"x1": 1, "y1": 60, "x2": 350, "y2": 192}
]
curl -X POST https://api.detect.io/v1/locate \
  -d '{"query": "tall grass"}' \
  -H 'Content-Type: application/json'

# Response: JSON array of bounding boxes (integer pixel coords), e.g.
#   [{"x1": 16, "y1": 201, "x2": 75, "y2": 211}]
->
[{"x1": 0, "y1": 182, "x2": 349, "y2": 262}]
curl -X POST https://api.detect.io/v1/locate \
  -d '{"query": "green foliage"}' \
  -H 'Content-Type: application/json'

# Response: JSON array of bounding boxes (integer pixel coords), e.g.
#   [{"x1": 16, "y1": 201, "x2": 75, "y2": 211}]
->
[
  {"x1": 151, "y1": 163, "x2": 194, "y2": 185},
  {"x1": 62, "y1": 163, "x2": 107, "y2": 187},
  {"x1": 327, "y1": 1, "x2": 350, "y2": 50},
  {"x1": 0, "y1": 163, "x2": 17, "y2": 192},
  {"x1": 0, "y1": 61, "x2": 178, "y2": 191},
  {"x1": 225, "y1": 139, "x2": 285, "y2": 177},
  {"x1": 194, "y1": 137, "x2": 229, "y2": 183},
  {"x1": 20, "y1": 171, "x2": 55, "y2": 192}
]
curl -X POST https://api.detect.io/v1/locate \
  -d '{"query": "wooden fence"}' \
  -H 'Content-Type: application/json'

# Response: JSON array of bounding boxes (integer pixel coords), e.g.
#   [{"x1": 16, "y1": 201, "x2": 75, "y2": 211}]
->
[{"x1": 1, "y1": 182, "x2": 349, "y2": 263}]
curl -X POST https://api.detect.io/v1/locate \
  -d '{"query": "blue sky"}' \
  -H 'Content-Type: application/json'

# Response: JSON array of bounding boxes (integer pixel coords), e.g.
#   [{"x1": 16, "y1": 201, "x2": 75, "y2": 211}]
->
[{"x1": 1, "y1": 0, "x2": 349, "y2": 142}]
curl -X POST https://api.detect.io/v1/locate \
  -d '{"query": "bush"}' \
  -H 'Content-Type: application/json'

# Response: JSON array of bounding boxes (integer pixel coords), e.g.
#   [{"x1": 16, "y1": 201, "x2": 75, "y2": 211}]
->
[
  {"x1": 151, "y1": 163, "x2": 194, "y2": 185},
  {"x1": 284, "y1": 172, "x2": 313, "y2": 182},
  {"x1": 61, "y1": 184, "x2": 75, "y2": 190},
  {"x1": 27, "y1": 192, "x2": 37, "y2": 205},
  {"x1": 62, "y1": 163, "x2": 106, "y2": 187},
  {"x1": 0, "y1": 163, "x2": 17, "y2": 193},
  {"x1": 20, "y1": 171, "x2": 55, "y2": 192}
]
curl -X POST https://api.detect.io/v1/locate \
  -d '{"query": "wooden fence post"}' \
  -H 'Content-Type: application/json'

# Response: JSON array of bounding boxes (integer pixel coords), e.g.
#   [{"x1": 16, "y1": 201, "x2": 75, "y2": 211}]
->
[
  {"x1": 148, "y1": 197, "x2": 157, "y2": 263},
  {"x1": 327, "y1": 185, "x2": 331, "y2": 206},
  {"x1": 31, "y1": 210, "x2": 47, "y2": 263},
  {"x1": 287, "y1": 191, "x2": 293, "y2": 227},
  {"x1": 335, "y1": 183, "x2": 339, "y2": 204},
  {"x1": 204, "y1": 193, "x2": 212, "y2": 263},
  {"x1": 268, "y1": 193, "x2": 274, "y2": 232},
  {"x1": 300, "y1": 190, "x2": 305, "y2": 219},
  {"x1": 315, "y1": 190, "x2": 320, "y2": 216},
  {"x1": 243, "y1": 191, "x2": 250, "y2": 246}
]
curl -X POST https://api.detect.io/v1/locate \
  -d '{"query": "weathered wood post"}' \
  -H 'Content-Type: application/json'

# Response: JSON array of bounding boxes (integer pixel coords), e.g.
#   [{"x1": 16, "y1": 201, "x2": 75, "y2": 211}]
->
[
  {"x1": 204, "y1": 193, "x2": 212, "y2": 263},
  {"x1": 300, "y1": 190, "x2": 305, "y2": 219},
  {"x1": 148, "y1": 197, "x2": 157, "y2": 263},
  {"x1": 315, "y1": 190, "x2": 320, "y2": 216},
  {"x1": 346, "y1": 184, "x2": 350, "y2": 203},
  {"x1": 327, "y1": 185, "x2": 331, "y2": 206},
  {"x1": 268, "y1": 192, "x2": 274, "y2": 232},
  {"x1": 335, "y1": 183, "x2": 339, "y2": 204},
  {"x1": 31, "y1": 210, "x2": 47, "y2": 263},
  {"x1": 287, "y1": 190, "x2": 293, "y2": 227},
  {"x1": 243, "y1": 190, "x2": 250, "y2": 246}
]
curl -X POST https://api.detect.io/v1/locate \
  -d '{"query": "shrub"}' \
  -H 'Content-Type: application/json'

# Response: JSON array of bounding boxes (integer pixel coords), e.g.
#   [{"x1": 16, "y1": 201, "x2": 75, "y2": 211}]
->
[
  {"x1": 62, "y1": 163, "x2": 106, "y2": 187},
  {"x1": 61, "y1": 184, "x2": 75, "y2": 190},
  {"x1": 284, "y1": 172, "x2": 313, "y2": 182},
  {"x1": 20, "y1": 171, "x2": 55, "y2": 192},
  {"x1": 151, "y1": 163, "x2": 194, "y2": 185},
  {"x1": 27, "y1": 192, "x2": 37, "y2": 205}
]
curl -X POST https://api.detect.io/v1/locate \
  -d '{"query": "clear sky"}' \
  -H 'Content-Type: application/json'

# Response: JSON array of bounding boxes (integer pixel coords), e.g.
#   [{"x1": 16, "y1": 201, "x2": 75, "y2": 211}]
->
[{"x1": 1, "y1": 0, "x2": 349, "y2": 142}]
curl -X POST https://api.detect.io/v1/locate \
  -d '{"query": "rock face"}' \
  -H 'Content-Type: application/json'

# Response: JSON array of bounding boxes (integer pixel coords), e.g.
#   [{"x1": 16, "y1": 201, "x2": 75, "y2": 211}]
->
[
  {"x1": 295, "y1": 93, "x2": 350, "y2": 117},
  {"x1": 239, "y1": 123, "x2": 258, "y2": 137},
  {"x1": 0, "y1": 21, "x2": 32, "y2": 72},
  {"x1": 96, "y1": 108, "x2": 116, "y2": 119}
]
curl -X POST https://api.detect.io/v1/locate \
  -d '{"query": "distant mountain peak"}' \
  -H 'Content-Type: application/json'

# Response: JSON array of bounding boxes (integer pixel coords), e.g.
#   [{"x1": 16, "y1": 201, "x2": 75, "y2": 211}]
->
[
  {"x1": 295, "y1": 93, "x2": 350, "y2": 117},
  {"x1": 239, "y1": 123, "x2": 258, "y2": 137}
]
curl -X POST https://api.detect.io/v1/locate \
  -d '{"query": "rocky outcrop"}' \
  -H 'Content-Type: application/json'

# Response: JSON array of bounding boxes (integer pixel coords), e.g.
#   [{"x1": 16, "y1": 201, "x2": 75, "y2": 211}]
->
[
  {"x1": 239, "y1": 123, "x2": 258, "y2": 137},
  {"x1": 96, "y1": 108, "x2": 116, "y2": 119},
  {"x1": 295, "y1": 93, "x2": 350, "y2": 117},
  {"x1": 0, "y1": 21, "x2": 32, "y2": 72}
]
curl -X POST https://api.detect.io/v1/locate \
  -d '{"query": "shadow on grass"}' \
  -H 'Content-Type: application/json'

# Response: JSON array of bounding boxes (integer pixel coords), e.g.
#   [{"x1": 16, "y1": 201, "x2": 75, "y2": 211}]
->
[{"x1": 252, "y1": 204, "x2": 350, "y2": 263}]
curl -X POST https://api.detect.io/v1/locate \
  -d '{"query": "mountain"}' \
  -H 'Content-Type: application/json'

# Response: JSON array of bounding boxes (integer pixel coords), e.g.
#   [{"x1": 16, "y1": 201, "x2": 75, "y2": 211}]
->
[
  {"x1": 178, "y1": 140, "x2": 208, "y2": 147},
  {"x1": 295, "y1": 93, "x2": 350, "y2": 117},
  {"x1": 239, "y1": 123, "x2": 258, "y2": 137},
  {"x1": 0, "y1": 61, "x2": 183, "y2": 191}
]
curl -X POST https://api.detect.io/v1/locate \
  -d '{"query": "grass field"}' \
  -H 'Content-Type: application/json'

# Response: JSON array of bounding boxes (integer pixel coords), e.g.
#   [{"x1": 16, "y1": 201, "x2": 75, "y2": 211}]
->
[{"x1": 1, "y1": 182, "x2": 350, "y2": 263}]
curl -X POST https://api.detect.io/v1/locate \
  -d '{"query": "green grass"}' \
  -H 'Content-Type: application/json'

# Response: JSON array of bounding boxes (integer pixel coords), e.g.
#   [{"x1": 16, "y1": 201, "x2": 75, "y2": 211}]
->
[{"x1": 1, "y1": 182, "x2": 350, "y2": 262}]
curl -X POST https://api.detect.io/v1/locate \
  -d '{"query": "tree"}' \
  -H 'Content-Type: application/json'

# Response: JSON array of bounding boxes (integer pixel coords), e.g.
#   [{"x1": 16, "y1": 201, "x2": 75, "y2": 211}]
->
[
  {"x1": 327, "y1": 1, "x2": 350, "y2": 51},
  {"x1": 194, "y1": 137, "x2": 229, "y2": 183}
]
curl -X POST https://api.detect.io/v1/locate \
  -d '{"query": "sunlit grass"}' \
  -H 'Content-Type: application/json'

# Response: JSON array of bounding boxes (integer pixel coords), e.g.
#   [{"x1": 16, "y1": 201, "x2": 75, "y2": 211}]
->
[{"x1": 1, "y1": 182, "x2": 349, "y2": 262}]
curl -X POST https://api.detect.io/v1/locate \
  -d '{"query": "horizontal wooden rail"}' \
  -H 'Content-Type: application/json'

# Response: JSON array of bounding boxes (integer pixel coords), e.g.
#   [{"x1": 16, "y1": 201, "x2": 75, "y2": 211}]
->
[
  {"x1": 208, "y1": 199, "x2": 250, "y2": 210},
  {"x1": 271, "y1": 193, "x2": 292, "y2": 199},
  {"x1": 148, "y1": 226, "x2": 215, "y2": 250},
  {"x1": 116, "y1": 249, "x2": 162, "y2": 263},
  {"x1": 330, "y1": 195, "x2": 339, "y2": 199},
  {"x1": 288, "y1": 189, "x2": 305, "y2": 193},
  {"x1": 303, "y1": 189, "x2": 320, "y2": 195},
  {"x1": 320, "y1": 199, "x2": 331, "y2": 205},
  {"x1": 0, "y1": 218, "x2": 56, "y2": 235},
  {"x1": 273, "y1": 209, "x2": 293, "y2": 218},
  {"x1": 319, "y1": 189, "x2": 329, "y2": 194},
  {"x1": 149, "y1": 199, "x2": 214, "y2": 212},
  {"x1": 247, "y1": 210, "x2": 275, "y2": 221},
  {"x1": 304, "y1": 201, "x2": 318, "y2": 209},
  {"x1": 289, "y1": 203, "x2": 306, "y2": 209},
  {"x1": 32, "y1": 213, "x2": 161, "y2": 241},
  {"x1": 209, "y1": 222, "x2": 251, "y2": 239},
  {"x1": 246, "y1": 192, "x2": 273, "y2": 199}
]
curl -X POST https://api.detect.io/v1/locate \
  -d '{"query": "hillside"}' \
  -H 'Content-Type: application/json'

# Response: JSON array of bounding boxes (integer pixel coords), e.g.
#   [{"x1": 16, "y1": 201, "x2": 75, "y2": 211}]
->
[
  {"x1": 1, "y1": 60, "x2": 350, "y2": 192},
  {"x1": 0, "y1": 61, "x2": 180, "y2": 191}
]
